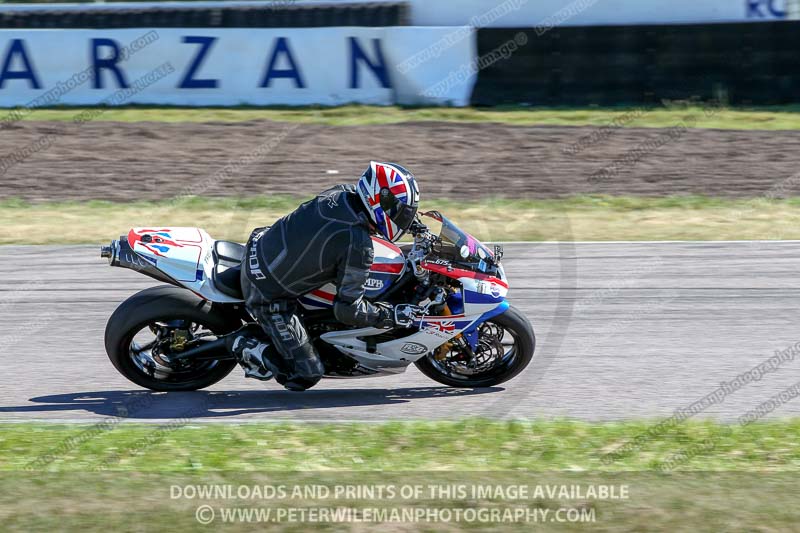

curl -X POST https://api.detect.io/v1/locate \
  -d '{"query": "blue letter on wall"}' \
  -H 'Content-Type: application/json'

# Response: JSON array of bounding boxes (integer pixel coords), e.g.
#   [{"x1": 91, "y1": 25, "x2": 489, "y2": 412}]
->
[
  {"x1": 179, "y1": 36, "x2": 218, "y2": 89},
  {"x1": 349, "y1": 37, "x2": 389, "y2": 89},
  {"x1": 768, "y1": 0, "x2": 786, "y2": 17},
  {"x1": 91, "y1": 39, "x2": 129, "y2": 89},
  {"x1": 0, "y1": 40, "x2": 41, "y2": 89},
  {"x1": 747, "y1": 0, "x2": 787, "y2": 18},
  {"x1": 260, "y1": 37, "x2": 305, "y2": 88}
]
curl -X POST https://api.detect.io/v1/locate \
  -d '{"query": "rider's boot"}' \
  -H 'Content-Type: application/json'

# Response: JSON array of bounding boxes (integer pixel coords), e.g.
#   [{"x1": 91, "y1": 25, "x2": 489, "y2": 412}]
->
[{"x1": 228, "y1": 334, "x2": 275, "y2": 381}]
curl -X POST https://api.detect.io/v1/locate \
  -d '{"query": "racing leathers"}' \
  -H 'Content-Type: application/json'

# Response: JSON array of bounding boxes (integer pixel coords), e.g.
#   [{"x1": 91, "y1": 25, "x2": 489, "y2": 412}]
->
[{"x1": 239, "y1": 184, "x2": 394, "y2": 391}]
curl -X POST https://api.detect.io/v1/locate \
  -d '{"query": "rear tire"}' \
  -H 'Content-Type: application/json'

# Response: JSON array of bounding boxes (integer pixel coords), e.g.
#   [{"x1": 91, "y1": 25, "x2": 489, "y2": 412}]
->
[
  {"x1": 104, "y1": 285, "x2": 241, "y2": 391},
  {"x1": 414, "y1": 305, "x2": 535, "y2": 388}
]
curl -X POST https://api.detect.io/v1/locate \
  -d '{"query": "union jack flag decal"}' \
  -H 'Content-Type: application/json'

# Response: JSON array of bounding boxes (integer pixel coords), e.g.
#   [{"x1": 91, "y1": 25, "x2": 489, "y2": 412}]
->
[{"x1": 426, "y1": 321, "x2": 456, "y2": 333}]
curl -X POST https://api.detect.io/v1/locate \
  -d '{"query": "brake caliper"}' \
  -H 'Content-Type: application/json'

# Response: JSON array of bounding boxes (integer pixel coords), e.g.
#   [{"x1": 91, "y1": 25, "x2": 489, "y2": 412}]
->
[
  {"x1": 169, "y1": 329, "x2": 190, "y2": 352},
  {"x1": 434, "y1": 343, "x2": 451, "y2": 361}
]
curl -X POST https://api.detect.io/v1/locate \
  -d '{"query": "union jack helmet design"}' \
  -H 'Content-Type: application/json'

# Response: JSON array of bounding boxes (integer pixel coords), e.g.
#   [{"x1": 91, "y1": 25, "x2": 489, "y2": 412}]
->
[{"x1": 356, "y1": 161, "x2": 420, "y2": 242}]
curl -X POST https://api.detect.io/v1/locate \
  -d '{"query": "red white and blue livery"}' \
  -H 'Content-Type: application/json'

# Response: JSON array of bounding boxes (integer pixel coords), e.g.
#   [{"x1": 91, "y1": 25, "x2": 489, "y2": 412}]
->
[{"x1": 100, "y1": 210, "x2": 535, "y2": 391}]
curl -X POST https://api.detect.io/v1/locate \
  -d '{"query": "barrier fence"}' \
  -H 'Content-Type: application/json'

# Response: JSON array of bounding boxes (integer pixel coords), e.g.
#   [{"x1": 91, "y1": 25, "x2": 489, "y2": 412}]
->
[
  {"x1": 3, "y1": 0, "x2": 800, "y2": 27},
  {"x1": 0, "y1": 27, "x2": 476, "y2": 107},
  {"x1": 0, "y1": 2, "x2": 409, "y2": 29},
  {"x1": 0, "y1": 5, "x2": 800, "y2": 106},
  {"x1": 471, "y1": 21, "x2": 800, "y2": 106}
]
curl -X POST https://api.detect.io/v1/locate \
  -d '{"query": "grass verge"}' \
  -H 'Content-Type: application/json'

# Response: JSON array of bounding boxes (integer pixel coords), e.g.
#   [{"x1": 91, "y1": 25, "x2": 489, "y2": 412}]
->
[
  {"x1": 1, "y1": 420, "x2": 799, "y2": 531},
  {"x1": 7, "y1": 103, "x2": 800, "y2": 129},
  {"x1": 3, "y1": 195, "x2": 800, "y2": 244},
  {"x1": 3, "y1": 419, "x2": 800, "y2": 472}
]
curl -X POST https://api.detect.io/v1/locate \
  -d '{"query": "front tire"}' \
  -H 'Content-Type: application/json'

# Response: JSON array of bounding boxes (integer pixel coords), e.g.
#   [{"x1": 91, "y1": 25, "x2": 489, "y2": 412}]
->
[
  {"x1": 414, "y1": 305, "x2": 535, "y2": 388},
  {"x1": 105, "y1": 285, "x2": 241, "y2": 391}
]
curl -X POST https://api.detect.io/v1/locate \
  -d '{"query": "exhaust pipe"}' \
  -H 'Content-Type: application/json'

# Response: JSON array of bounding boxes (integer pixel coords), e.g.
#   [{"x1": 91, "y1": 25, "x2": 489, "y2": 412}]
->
[
  {"x1": 99, "y1": 237, "x2": 178, "y2": 286},
  {"x1": 100, "y1": 239, "x2": 119, "y2": 264}
]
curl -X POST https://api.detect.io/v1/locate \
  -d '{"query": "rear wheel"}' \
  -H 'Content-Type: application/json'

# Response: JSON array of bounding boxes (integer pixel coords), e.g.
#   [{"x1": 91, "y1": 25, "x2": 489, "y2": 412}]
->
[
  {"x1": 104, "y1": 285, "x2": 241, "y2": 391},
  {"x1": 414, "y1": 305, "x2": 535, "y2": 388}
]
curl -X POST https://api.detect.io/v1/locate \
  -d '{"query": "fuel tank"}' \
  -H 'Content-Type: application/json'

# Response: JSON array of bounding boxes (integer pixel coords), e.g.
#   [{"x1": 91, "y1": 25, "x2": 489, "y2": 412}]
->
[{"x1": 298, "y1": 236, "x2": 406, "y2": 310}]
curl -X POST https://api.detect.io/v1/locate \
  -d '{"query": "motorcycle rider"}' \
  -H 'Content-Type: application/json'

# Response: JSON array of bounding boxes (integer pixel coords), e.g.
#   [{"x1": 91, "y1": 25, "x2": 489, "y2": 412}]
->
[{"x1": 228, "y1": 161, "x2": 421, "y2": 391}]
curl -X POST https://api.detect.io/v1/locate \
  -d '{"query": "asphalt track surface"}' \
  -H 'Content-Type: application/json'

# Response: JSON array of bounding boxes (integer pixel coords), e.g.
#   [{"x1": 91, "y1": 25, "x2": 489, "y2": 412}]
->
[{"x1": 1, "y1": 241, "x2": 799, "y2": 423}]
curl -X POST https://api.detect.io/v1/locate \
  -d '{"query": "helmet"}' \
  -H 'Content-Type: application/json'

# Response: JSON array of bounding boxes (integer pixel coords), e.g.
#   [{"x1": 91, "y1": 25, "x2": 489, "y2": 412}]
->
[{"x1": 356, "y1": 161, "x2": 420, "y2": 242}]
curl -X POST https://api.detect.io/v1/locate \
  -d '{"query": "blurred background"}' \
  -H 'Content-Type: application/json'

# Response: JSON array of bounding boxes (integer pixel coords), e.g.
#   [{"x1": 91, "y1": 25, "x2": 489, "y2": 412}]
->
[
  {"x1": 2, "y1": 0, "x2": 800, "y2": 230},
  {"x1": 1, "y1": 0, "x2": 799, "y2": 106}
]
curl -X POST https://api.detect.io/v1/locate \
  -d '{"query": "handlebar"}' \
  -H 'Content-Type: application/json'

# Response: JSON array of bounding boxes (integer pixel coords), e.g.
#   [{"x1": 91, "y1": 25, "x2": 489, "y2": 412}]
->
[
  {"x1": 408, "y1": 218, "x2": 429, "y2": 237},
  {"x1": 406, "y1": 217, "x2": 438, "y2": 280}
]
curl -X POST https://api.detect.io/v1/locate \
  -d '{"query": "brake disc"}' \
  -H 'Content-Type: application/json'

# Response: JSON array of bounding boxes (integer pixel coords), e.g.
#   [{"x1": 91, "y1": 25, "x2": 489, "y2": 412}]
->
[
  {"x1": 442, "y1": 326, "x2": 505, "y2": 375},
  {"x1": 469, "y1": 335, "x2": 504, "y2": 373}
]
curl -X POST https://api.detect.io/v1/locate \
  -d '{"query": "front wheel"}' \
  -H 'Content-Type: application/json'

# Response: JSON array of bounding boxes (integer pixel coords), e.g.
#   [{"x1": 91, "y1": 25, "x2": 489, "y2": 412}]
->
[
  {"x1": 104, "y1": 285, "x2": 241, "y2": 391},
  {"x1": 414, "y1": 305, "x2": 535, "y2": 388}
]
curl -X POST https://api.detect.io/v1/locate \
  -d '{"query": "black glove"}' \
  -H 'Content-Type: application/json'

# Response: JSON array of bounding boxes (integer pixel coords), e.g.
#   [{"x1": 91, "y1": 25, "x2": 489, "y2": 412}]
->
[
  {"x1": 373, "y1": 303, "x2": 422, "y2": 329},
  {"x1": 393, "y1": 304, "x2": 423, "y2": 328},
  {"x1": 374, "y1": 303, "x2": 395, "y2": 329}
]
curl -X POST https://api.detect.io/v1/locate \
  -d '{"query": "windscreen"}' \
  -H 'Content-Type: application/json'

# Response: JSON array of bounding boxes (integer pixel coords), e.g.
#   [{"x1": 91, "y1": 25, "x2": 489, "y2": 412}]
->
[{"x1": 422, "y1": 211, "x2": 495, "y2": 266}]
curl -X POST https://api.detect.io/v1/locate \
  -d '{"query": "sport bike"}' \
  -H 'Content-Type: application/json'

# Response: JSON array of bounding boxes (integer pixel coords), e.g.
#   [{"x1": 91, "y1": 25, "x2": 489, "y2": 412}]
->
[{"x1": 100, "y1": 211, "x2": 535, "y2": 391}]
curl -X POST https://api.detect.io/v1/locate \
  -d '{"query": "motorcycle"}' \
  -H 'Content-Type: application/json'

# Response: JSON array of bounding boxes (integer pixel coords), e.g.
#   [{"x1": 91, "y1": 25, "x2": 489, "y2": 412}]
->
[{"x1": 99, "y1": 211, "x2": 535, "y2": 391}]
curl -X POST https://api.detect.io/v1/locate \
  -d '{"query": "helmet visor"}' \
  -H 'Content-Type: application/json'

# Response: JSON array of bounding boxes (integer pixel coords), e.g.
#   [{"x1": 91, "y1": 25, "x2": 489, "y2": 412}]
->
[{"x1": 388, "y1": 201, "x2": 417, "y2": 232}]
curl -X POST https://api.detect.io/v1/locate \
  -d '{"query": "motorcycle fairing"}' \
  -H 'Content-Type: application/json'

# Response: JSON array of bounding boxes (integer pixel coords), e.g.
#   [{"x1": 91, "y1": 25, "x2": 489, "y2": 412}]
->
[
  {"x1": 297, "y1": 236, "x2": 406, "y2": 310},
  {"x1": 319, "y1": 261, "x2": 510, "y2": 373}
]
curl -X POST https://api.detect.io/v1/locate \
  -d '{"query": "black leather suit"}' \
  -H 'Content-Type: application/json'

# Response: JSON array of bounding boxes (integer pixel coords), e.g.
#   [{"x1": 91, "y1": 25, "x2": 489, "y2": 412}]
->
[{"x1": 240, "y1": 185, "x2": 392, "y2": 390}]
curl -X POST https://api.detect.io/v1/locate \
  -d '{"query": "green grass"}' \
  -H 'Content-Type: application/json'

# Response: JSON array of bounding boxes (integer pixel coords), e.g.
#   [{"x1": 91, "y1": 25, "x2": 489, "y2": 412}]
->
[
  {"x1": 7, "y1": 103, "x2": 800, "y2": 129},
  {"x1": 2, "y1": 420, "x2": 799, "y2": 531},
  {"x1": 4, "y1": 419, "x2": 800, "y2": 472},
  {"x1": 5, "y1": 195, "x2": 800, "y2": 244}
]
